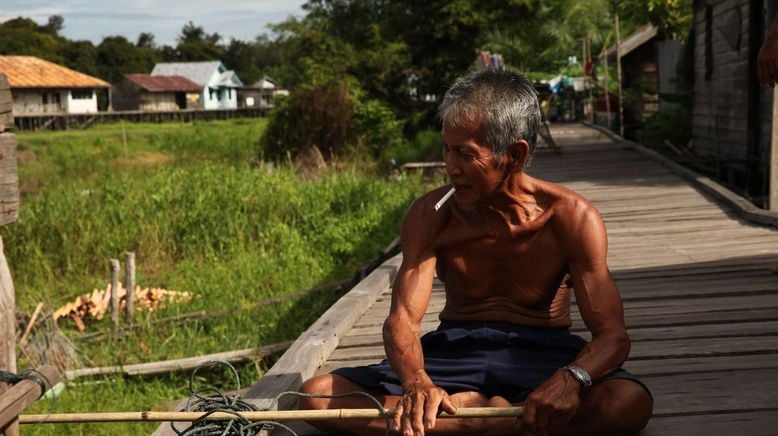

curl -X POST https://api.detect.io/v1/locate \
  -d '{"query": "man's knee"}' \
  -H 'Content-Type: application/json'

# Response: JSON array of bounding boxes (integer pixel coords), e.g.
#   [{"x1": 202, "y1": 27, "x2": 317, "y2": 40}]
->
[
  {"x1": 298, "y1": 374, "x2": 334, "y2": 410},
  {"x1": 584, "y1": 379, "x2": 653, "y2": 434}
]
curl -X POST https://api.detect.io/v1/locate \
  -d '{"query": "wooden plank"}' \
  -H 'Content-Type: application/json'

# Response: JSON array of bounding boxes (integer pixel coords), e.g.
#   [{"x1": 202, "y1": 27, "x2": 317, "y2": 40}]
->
[
  {"x1": 0, "y1": 366, "x2": 59, "y2": 433},
  {"x1": 0, "y1": 236, "x2": 17, "y2": 436},
  {"x1": 0, "y1": 75, "x2": 11, "y2": 133},
  {"x1": 642, "y1": 411, "x2": 778, "y2": 436},
  {"x1": 644, "y1": 368, "x2": 778, "y2": 415},
  {"x1": 0, "y1": 133, "x2": 18, "y2": 227}
]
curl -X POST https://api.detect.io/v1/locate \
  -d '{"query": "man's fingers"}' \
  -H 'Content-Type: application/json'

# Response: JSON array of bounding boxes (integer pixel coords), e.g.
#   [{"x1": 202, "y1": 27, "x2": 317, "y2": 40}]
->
[
  {"x1": 408, "y1": 392, "x2": 426, "y2": 436},
  {"x1": 534, "y1": 406, "x2": 552, "y2": 436},
  {"x1": 521, "y1": 402, "x2": 537, "y2": 434},
  {"x1": 423, "y1": 393, "x2": 444, "y2": 430},
  {"x1": 440, "y1": 395, "x2": 457, "y2": 414},
  {"x1": 392, "y1": 402, "x2": 403, "y2": 433}
]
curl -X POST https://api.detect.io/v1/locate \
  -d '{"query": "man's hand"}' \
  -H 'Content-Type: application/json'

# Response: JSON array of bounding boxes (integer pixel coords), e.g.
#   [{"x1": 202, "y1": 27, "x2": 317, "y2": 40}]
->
[
  {"x1": 759, "y1": 18, "x2": 778, "y2": 88},
  {"x1": 392, "y1": 381, "x2": 457, "y2": 436},
  {"x1": 518, "y1": 371, "x2": 582, "y2": 436}
]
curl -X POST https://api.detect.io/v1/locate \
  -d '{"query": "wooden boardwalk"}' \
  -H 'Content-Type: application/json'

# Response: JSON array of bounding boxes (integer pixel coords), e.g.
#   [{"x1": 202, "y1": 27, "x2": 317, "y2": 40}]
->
[{"x1": 247, "y1": 123, "x2": 778, "y2": 435}]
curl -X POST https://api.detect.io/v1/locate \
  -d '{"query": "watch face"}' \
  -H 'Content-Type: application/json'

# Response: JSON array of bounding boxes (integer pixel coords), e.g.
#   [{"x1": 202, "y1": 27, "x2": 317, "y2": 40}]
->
[
  {"x1": 573, "y1": 368, "x2": 589, "y2": 381},
  {"x1": 568, "y1": 366, "x2": 592, "y2": 386}
]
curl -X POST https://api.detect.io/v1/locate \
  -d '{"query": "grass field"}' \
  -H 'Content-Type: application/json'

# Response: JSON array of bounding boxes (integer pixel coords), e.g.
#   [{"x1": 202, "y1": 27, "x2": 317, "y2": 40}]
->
[{"x1": 2, "y1": 118, "x2": 441, "y2": 435}]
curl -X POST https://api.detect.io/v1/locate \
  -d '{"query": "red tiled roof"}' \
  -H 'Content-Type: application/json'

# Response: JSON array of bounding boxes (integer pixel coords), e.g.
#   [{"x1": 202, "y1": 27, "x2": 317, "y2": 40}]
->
[
  {"x1": 125, "y1": 74, "x2": 202, "y2": 92},
  {"x1": 0, "y1": 55, "x2": 109, "y2": 88}
]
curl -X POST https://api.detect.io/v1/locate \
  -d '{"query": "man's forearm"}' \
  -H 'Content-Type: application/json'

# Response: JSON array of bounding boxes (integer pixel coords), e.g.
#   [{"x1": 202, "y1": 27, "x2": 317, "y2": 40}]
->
[
  {"x1": 383, "y1": 315, "x2": 430, "y2": 388},
  {"x1": 570, "y1": 329, "x2": 630, "y2": 381}
]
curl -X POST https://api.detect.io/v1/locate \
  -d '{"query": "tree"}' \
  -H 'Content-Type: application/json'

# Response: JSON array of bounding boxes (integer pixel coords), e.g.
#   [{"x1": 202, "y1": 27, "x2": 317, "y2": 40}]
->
[
  {"x1": 96, "y1": 36, "x2": 157, "y2": 82},
  {"x1": 174, "y1": 21, "x2": 222, "y2": 61},
  {"x1": 43, "y1": 15, "x2": 65, "y2": 36},
  {"x1": 136, "y1": 32, "x2": 156, "y2": 49},
  {"x1": 223, "y1": 39, "x2": 262, "y2": 84}
]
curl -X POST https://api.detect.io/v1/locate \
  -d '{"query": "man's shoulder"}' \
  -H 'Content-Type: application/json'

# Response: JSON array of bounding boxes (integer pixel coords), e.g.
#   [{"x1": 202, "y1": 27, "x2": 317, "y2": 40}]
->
[{"x1": 534, "y1": 178, "x2": 596, "y2": 216}]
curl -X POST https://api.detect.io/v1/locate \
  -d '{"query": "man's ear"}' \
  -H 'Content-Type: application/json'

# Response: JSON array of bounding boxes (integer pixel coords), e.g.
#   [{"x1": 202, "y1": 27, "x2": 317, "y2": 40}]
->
[{"x1": 506, "y1": 140, "x2": 530, "y2": 170}]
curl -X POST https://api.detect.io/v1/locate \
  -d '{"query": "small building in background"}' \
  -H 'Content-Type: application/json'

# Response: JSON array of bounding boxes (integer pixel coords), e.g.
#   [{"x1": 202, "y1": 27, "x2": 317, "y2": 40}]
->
[
  {"x1": 0, "y1": 55, "x2": 109, "y2": 114},
  {"x1": 238, "y1": 76, "x2": 287, "y2": 109},
  {"x1": 150, "y1": 61, "x2": 242, "y2": 110},
  {"x1": 112, "y1": 74, "x2": 201, "y2": 111},
  {"x1": 601, "y1": 24, "x2": 682, "y2": 140}
]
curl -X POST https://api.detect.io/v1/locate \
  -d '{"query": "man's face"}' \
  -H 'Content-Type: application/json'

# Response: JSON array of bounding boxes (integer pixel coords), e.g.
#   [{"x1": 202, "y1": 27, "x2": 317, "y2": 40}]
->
[{"x1": 441, "y1": 119, "x2": 507, "y2": 207}]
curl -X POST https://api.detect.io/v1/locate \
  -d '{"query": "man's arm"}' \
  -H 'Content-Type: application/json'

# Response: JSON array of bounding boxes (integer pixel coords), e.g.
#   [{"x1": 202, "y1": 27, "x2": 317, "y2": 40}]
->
[
  {"x1": 521, "y1": 198, "x2": 629, "y2": 435},
  {"x1": 383, "y1": 194, "x2": 456, "y2": 436}
]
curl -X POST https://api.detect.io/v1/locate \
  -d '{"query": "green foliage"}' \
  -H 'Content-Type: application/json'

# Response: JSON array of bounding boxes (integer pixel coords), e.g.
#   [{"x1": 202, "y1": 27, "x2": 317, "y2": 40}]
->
[
  {"x1": 262, "y1": 80, "x2": 355, "y2": 160},
  {"x1": 96, "y1": 36, "x2": 158, "y2": 83},
  {"x1": 353, "y1": 98, "x2": 405, "y2": 158},
  {"x1": 5, "y1": 118, "x2": 435, "y2": 435},
  {"x1": 642, "y1": 103, "x2": 692, "y2": 149}
]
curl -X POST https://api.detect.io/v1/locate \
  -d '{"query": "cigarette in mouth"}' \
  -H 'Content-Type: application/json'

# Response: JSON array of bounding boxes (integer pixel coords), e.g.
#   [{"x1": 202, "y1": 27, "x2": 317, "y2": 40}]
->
[{"x1": 434, "y1": 187, "x2": 456, "y2": 211}]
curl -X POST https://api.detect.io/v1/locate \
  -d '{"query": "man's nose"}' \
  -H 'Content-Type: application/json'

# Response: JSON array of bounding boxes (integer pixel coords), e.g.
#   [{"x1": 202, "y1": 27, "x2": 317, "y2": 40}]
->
[{"x1": 443, "y1": 152, "x2": 463, "y2": 176}]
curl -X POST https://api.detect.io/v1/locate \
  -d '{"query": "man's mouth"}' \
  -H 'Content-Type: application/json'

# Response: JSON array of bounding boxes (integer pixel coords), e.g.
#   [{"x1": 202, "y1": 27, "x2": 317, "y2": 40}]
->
[{"x1": 452, "y1": 183, "x2": 470, "y2": 190}]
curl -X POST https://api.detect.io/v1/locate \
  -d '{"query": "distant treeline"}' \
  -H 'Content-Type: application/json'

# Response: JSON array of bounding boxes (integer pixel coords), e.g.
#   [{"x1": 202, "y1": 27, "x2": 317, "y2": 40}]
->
[{"x1": 0, "y1": 1, "x2": 691, "y2": 112}]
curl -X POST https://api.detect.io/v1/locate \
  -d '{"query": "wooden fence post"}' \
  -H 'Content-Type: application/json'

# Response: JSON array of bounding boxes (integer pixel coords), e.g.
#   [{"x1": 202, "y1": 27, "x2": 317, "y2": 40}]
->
[
  {"x1": 110, "y1": 259, "x2": 120, "y2": 335},
  {"x1": 125, "y1": 252, "x2": 135, "y2": 325},
  {"x1": 0, "y1": 72, "x2": 20, "y2": 436}
]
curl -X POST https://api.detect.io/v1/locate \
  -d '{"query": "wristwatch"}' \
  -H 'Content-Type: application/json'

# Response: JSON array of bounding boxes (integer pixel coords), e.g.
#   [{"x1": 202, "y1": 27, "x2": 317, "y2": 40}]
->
[{"x1": 561, "y1": 365, "x2": 592, "y2": 387}]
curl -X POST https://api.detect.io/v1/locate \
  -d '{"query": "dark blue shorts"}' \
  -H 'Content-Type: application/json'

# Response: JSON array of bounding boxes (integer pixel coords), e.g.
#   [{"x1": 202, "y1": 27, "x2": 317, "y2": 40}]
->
[{"x1": 332, "y1": 321, "x2": 649, "y2": 403}]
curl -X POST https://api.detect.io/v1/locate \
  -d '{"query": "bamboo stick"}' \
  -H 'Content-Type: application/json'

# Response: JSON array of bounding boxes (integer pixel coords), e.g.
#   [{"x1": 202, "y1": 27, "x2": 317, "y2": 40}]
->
[
  {"x1": 20, "y1": 407, "x2": 524, "y2": 424},
  {"x1": 18, "y1": 302, "x2": 43, "y2": 344},
  {"x1": 124, "y1": 252, "x2": 135, "y2": 325},
  {"x1": 109, "y1": 259, "x2": 120, "y2": 335}
]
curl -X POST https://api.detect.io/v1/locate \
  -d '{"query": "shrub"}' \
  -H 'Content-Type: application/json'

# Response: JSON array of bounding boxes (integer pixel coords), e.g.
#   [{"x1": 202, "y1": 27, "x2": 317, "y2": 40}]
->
[{"x1": 262, "y1": 80, "x2": 355, "y2": 160}]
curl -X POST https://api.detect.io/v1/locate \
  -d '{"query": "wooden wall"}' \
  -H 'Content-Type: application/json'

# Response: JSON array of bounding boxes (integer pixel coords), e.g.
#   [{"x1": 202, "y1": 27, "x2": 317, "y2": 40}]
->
[{"x1": 692, "y1": 0, "x2": 770, "y2": 199}]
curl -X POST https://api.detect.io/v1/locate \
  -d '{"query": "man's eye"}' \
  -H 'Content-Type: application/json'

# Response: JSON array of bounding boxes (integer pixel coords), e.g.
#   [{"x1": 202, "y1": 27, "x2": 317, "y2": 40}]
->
[{"x1": 457, "y1": 147, "x2": 474, "y2": 157}]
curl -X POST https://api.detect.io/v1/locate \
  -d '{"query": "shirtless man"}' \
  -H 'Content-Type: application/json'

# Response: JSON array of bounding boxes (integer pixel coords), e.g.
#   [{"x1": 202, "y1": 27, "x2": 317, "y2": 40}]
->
[{"x1": 299, "y1": 69, "x2": 653, "y2": 435}]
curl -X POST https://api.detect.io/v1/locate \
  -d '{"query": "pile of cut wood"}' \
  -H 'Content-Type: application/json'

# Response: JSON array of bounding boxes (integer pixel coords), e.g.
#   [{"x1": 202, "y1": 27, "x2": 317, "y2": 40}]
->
[{"x1": 52, "y1": 284, "x2": 191, "y2": 331}]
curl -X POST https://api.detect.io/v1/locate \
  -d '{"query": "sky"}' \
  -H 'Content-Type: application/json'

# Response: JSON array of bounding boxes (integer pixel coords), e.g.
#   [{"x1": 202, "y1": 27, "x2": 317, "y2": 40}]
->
[{"x1": 0, "y1": 0, "x2": 309, "y2": 45}]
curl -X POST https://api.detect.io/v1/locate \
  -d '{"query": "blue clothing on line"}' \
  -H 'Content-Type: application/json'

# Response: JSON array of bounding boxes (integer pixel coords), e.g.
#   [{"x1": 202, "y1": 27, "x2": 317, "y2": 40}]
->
[{"x1": 332, "y1": 321, "x2": 650, "y2": 403}]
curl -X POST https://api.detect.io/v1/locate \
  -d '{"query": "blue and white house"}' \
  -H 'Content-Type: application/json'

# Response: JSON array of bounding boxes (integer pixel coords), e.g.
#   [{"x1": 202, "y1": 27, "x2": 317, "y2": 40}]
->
[{"x1": 151, "y1": 61, "x2": 243, "y2": 110}]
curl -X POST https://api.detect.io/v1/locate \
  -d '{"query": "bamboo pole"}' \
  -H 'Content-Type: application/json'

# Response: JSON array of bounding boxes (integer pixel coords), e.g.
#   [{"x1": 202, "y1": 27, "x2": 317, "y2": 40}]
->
[
  {"x1": 602, "y1": 43, "x2": 612, "y2": 130},
  {"x1": 20, "y1": 407, "x2": 525, "y2": 424},
  {"x1": 18, "y1": 302, "x2": 43, "y2": 344},
  {"x1": 64, "y1": 341, "x2": 291, "y2": 379},
  {"x1": 110, "y1": 259, "x2": 120, "y2": 335},
  {"x1": 615, "y1": 13, "x2": 625, "y2": 137},
  {"x1": 0, "y1": 366, "x2": 59, "y2": 432},
  {"x1": 124, "y1": 252, "x2": 135, "y2": 325},
  {"x1": 770, "y1": 88, "x2": 778, "y2": 211}
]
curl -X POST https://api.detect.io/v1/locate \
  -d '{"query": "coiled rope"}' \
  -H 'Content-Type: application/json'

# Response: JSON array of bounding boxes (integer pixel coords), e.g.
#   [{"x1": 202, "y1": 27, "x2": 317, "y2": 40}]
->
[{"x1": 171, "y1": 360, "x2": 391, "y2": 436}]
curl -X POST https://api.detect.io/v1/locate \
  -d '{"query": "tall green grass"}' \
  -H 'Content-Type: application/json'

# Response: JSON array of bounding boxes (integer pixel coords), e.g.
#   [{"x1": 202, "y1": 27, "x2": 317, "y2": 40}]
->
[{"x1": 4, "y1": 118, "x2": 441, "y2": 435}]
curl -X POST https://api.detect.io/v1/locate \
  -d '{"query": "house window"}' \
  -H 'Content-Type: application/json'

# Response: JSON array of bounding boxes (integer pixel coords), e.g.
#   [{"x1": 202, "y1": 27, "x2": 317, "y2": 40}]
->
[
  {"x1": 53, "y1": 93, "x2": 61, "y2": 104},
  {"x1": 228, "y1": 88, "x2": 232, "y2": 99},
  {"x1": 72, "y1": 90, "x2": 93, "y2": 99},
  {"x1": 209, "y1": 88, "x2": 215, "y2": 100},
  {"x1": 42, "y1": 93, "x2": 48, "y2": 104}
]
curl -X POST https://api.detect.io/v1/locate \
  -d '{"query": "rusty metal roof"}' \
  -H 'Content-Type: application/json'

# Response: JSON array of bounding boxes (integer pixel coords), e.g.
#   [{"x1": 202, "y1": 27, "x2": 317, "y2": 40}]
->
[
  {"x1": 0, "y1": 55, "x2": 109, "y2": 88},
  {"x1": 601, "y1": 24, "x2": 658, "y2": 61},
  {"x1": 125, "y1": 74, "x2": 202, "y2": 92}
]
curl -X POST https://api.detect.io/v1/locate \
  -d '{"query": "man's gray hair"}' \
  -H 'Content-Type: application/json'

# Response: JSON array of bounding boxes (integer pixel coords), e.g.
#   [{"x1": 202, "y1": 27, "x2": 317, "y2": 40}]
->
[{"x1": 438, "y1": 68, "x2": 541, "y2": 166}]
